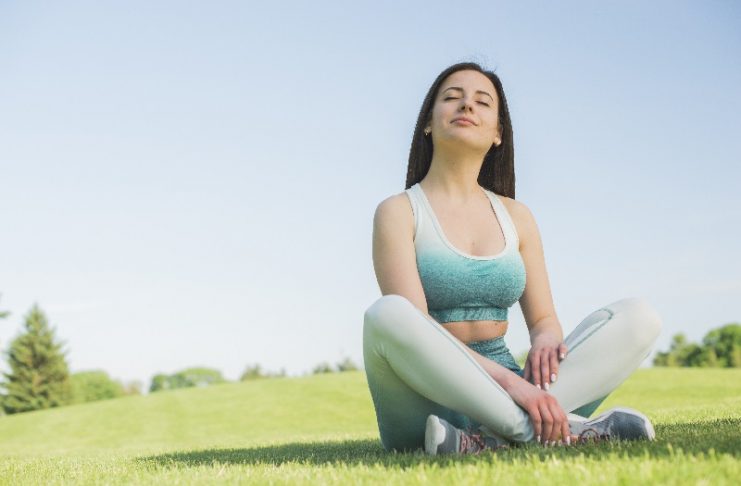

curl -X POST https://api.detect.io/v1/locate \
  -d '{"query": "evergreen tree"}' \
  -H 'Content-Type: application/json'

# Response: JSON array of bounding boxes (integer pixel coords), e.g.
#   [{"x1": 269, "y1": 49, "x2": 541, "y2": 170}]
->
[
  {"x1": 0, "y1": 293, "x2": 10, "y2": 320},
  {"x1": 0, "y1": 303, "x2": 72, "y2": 414},
  {"x1": 0, "y1": 293, "x2": 8, "y2": 416}
]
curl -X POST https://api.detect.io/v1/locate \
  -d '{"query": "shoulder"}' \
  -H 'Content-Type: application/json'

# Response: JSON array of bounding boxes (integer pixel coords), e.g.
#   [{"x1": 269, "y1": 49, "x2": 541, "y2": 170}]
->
[
  {"x1": 373, "y1": 190, "x2": 414, "y2": 233},
  {"x1": 497, "y1": 195, "x2": 539, "y2": 246}
]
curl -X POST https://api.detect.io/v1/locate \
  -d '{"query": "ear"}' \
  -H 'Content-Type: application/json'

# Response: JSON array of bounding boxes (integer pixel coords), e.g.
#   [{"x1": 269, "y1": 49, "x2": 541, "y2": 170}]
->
[{"x1": 493, "y1": 124, "x2": 503, "y2": 145}]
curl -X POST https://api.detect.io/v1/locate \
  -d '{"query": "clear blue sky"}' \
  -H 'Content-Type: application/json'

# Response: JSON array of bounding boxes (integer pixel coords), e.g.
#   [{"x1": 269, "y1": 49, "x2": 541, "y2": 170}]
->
[{"x1": 1, "y1": 1, "x2": 739, "y2": 390}]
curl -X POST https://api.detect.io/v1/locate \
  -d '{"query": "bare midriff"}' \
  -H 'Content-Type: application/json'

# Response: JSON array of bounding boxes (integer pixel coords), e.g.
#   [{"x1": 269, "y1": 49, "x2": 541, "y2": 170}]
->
[{"x1": 441, "y1": 320, "x2": 509, "y2": 344}]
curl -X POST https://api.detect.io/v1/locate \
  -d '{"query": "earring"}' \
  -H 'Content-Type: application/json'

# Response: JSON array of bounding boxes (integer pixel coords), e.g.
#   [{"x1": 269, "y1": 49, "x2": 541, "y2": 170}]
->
[{"x1": 424, "y1": 128, "x2": 431, "y2": 136}]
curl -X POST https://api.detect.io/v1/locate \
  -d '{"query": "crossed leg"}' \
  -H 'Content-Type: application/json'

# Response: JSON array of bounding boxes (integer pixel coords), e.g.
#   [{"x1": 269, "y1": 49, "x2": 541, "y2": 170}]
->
[{"x1": 362, "y1": 294, "x2": 662, "y2": 452}]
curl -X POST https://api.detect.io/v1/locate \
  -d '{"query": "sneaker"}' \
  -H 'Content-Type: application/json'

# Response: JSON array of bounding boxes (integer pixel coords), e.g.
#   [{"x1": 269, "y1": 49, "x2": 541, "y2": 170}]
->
[
  {"x1": 424, "y1": 414, "x2": 509, "y2": 455},
  {"x1": 569, "y1": 407, "x2": 656, "y2": 444}
]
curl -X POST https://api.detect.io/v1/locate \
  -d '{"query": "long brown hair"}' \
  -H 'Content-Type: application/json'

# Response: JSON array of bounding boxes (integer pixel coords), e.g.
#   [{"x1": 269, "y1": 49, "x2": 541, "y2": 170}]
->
[{"x1": 405, "y1": 62, "x2": 516, "y2": 199}]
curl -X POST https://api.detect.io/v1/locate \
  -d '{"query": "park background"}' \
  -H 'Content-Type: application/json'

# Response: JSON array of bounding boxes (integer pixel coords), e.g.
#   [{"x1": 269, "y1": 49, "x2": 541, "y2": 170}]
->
[{"x1": 1, "y1": 1, "x2": 739, "y2": 393}]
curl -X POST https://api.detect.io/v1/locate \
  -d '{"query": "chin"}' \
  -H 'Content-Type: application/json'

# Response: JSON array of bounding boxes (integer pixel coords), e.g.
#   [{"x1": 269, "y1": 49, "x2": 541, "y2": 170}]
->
[{"x1": 441, "y1": 132, "x2": 489, "y2": 151}]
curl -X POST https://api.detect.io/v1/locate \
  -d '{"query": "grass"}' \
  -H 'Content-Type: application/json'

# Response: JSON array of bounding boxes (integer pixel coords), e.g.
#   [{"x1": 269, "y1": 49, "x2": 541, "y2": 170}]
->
[{"x1": 0, "y1": 368, "x2": 739, "y2": 485}]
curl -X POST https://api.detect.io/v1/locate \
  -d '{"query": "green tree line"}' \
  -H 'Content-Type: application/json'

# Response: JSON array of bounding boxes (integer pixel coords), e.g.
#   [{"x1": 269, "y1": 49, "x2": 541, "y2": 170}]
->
[
  {"x1": 653, "y1": 323, "x2": 741, "y2": 367},
  {"x1": 0, "y1": 294, "x2": 360, "y2": 415}
]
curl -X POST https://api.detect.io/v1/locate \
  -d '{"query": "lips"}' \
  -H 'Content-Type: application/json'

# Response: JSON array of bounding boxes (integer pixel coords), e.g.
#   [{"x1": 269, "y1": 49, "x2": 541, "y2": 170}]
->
[{"x1": 451, "y1": 116, "x2": 476, "y2": 126}]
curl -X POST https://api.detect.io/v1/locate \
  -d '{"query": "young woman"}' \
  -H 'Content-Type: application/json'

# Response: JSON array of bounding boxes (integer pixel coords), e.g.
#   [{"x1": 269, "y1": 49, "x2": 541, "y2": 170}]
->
[{"x1": 363, "y1": 62, "x2": 663, "y2": 455}]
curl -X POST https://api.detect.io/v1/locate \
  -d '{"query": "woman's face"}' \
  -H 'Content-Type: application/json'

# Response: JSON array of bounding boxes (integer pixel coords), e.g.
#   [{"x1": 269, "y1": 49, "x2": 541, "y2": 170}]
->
[{"x1": 425, "y1": 69, "x2": 502, "y2": 151}]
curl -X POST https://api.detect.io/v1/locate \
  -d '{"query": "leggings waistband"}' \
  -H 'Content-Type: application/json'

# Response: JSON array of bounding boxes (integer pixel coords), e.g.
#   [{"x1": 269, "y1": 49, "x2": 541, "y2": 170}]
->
[
  {"x1": 465, "y1": 336, "x2": 521, "y2": 373},
  {"x1": 466, "y1": 336, "x2": 507, "y2": 355}
]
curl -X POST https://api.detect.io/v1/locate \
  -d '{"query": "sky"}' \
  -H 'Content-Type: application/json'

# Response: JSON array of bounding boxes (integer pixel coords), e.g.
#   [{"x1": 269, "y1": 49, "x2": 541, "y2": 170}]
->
[{"x1": 1, "y1": 1, "x2": 739, "y2": 391}]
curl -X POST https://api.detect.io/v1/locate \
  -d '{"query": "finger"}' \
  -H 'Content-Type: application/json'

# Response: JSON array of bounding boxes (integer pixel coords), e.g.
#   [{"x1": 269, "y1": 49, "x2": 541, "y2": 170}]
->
[
  {"x1": 531, "y1": 353, "x2": 542, "y2": 389},
  {"x1": 548, "y1": 399, "x2": 564, "y2": 444},
  {"x1": 561, "y1": 411, "x2": 571, "y2": 445},
  {"x1": 549, "y1": 350, "x2": 559, "y2": 384},
  {"x1": 540, "y1": 351, "x2": 551, "y2": 391},
  {"x1": 523, "y1": 359, "x2": 531, "y2": 382},
  {"x1": 558, "y1": 343, "x2": 568, "y2": 360},
  {"x1": 529, "y1": 406, "x2": 542, "y2": 444},
  {"x1": 539, "y1": 403, "x2": 554, "y2": 445}
]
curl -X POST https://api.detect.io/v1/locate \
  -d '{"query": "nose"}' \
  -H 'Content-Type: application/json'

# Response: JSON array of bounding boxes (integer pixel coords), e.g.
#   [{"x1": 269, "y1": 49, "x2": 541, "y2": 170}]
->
[{"x1": 459, "y1": 97, "x2": 473, "y2": 112}]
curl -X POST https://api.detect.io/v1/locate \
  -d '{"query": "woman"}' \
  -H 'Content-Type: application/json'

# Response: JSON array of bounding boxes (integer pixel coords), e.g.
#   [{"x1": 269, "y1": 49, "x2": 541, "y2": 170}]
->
[{"x1": 363, "y1": 62, "x2": 663, "y2": 455}]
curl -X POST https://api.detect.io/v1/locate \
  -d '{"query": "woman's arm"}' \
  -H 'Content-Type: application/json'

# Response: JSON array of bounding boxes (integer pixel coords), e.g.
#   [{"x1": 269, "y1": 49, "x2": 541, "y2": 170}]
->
[
  {"x1": 510, "y1": 200, "x2": 569, "y2": 390},
  {"x1": 371, "y1": 193, "x2": 429, "y2": 310}
]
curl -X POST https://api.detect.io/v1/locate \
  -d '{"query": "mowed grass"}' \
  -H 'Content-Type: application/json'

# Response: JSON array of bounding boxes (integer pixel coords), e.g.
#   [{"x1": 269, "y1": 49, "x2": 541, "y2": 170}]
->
[{"x1": 0, "y1": 368, "x2": 739, "y2": 485}]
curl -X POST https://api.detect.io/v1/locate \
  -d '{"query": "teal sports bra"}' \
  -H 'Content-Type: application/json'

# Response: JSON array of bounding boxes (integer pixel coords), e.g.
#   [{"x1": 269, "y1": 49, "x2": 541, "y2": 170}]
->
[{"x1": 405, "y1": 183, "x2": 527, "y2": 324}]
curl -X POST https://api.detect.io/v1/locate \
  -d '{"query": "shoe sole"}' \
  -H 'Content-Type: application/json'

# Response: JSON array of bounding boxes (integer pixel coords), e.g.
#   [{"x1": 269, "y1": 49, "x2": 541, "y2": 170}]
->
[
  {"x1": 587, "y1": 406, "x2": 656, "y2": 441},
  {"x1": 424, "y1": 414, "x2": 446, "y2": 455}
]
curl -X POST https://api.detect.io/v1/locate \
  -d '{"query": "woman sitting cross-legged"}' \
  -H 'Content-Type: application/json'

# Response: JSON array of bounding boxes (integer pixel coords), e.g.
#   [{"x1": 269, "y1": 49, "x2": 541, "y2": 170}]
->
[{"x1": 363, "y1": 62, "x2": 662, "y2": 455}]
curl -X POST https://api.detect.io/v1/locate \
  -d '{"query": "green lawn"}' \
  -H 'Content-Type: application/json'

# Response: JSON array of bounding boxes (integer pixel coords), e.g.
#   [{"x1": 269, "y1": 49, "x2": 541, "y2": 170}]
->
[{"x1": 0, "y1": 368, "x2": 739, "y2": 485}]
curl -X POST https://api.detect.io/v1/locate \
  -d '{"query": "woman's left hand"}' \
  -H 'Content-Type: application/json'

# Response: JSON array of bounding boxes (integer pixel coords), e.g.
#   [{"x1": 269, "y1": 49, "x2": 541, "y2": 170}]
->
[{"x1": 522, "y1": 332, "x2": 568, "y2": 391}]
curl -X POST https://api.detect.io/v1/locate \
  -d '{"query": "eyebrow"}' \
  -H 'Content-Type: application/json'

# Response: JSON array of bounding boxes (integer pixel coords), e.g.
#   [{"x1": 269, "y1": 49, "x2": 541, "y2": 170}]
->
[{"x1": 442, "y1": 86, "x2": 494, "y2": 101}]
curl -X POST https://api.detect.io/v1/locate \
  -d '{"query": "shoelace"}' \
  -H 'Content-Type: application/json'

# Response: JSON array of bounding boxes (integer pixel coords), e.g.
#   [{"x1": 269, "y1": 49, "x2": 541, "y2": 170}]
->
[
  {"x1": 459, "y1": 431, "x2": 488, "y2": 454},
  {"x1": 575, "y1": 427, "x2": 610, "y2": 444},
  {"x1": 459, "y1": 431, "x2": 511, "y2": 454}
]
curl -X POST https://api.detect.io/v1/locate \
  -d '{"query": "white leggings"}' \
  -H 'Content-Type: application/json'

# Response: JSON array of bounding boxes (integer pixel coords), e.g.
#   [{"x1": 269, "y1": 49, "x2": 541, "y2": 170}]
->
[{"x1": 362, "y1": 294, "x2": 662, "y2": 452}]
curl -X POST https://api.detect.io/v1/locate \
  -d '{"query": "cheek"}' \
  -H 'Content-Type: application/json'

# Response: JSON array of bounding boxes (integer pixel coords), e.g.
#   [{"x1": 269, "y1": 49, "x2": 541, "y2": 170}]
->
[
  {"x1": 484, "y1": 117, "x2": 500, "y2": 136},
  {"x1": 432, "y1": 105, "x2": 449, "y2": 124}
]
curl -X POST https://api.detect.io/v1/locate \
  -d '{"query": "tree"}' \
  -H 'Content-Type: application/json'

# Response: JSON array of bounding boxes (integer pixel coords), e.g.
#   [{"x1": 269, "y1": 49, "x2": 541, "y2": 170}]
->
[
  {"x1": 312, "y1": 361, "x2": 334, "y2": 374},
  {"x1": 654, "y1": 323, "x2": 741, "y2": 368},
  {"x1": 336, "y1": 356, "x2": 359, "y2": 372},
  {"x1": 702, "y1": 323, "x2": 741, "y2": 367},
  {"x1": 122, "y1": 380, "x2": 143, "y2": 395},
  {"x1": 0, "y1": 292, "x2": 10, "y2": 320},
  {"x1": 0, "y1": 294, "x2": 9, "y2": 416},
  {"x1": 240, "y1": 363, "x2": 266, "y2": 381},
  {"x1": 174, "y1": 367, "x2": 227, "y2": 387},
  {"x1": 149, "y1": 373, "x2": 170, "y2": 392},
  {"x1": 149, "y1": 367, "x2": 227, "y2": 392},
  {"x1": 654, "y1": 333, "x2": 696, "y2": 366},
  {"x1": 69, "y1": 370, "x2": 125, "y2": 404},
  {"x1": 0, "y1": 303, "x2": 72, "y2": 414},
  {"x1": 239, "y1": 363, "x2": 286, "y2": 381}
]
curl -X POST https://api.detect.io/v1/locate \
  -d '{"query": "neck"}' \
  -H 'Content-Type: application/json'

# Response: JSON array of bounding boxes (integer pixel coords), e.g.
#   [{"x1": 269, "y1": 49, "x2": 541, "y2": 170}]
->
[{"x1": 421, "y1": 146, "x2": 486, "y2": 202}]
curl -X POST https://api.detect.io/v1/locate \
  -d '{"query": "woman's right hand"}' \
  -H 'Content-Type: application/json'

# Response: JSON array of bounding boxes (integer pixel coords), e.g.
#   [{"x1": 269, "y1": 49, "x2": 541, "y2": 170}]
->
[{"x1": 504, "y1": 375, "x2": 571, "y2": 446}]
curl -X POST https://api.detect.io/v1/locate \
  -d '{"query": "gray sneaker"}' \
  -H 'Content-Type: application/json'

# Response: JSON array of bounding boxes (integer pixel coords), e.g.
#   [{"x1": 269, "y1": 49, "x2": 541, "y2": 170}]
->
[
  {"x1": 569, "y1": 407, "x2": 656, "y2": 443},
  {"x1": 424, "y1": 414, "x2": 510, "y2": 455}
]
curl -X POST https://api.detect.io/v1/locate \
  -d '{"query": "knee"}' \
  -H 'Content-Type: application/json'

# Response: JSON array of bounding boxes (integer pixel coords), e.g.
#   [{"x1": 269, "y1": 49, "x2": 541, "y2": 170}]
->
[
  {"x1": 364, "y1": 294, "x2": 415, "y2": 338},
  {"x1": 607, "y1": 297, "x2": 663, "y2": 350}
]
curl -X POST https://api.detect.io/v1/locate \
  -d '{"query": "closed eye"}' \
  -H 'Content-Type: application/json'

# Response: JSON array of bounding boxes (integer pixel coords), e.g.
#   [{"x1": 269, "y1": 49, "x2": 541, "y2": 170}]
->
[{"x1": 444, "y1": 96, "x2": 490, "y2": 107}]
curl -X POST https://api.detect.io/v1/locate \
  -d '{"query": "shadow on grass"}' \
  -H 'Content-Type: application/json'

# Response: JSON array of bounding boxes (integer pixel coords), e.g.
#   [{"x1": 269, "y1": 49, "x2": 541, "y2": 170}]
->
[{"x1": 137, "y1": 418, "x2": 740, "y2": 469}]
